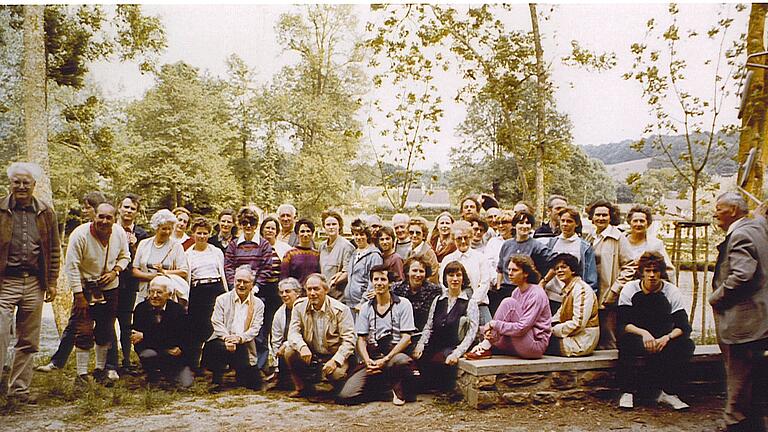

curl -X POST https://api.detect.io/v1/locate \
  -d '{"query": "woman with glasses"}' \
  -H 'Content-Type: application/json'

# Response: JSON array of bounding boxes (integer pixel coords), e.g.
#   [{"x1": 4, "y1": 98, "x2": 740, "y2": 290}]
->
[{"x1": 406, "y1": 217, "x2": 439, "y2": 284}]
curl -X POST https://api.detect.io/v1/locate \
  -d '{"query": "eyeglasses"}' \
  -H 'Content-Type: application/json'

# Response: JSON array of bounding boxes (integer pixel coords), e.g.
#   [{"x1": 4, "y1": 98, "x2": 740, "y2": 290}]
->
[
  {"x1": 240, "y1": 219, "x2": 257, "y2": 226},
  {"x1": 454, "y1": 235, "x2": 470, "y2": 242},
  {"x1": 408, "y1": 230, "x2": 422, "y2": 235}
]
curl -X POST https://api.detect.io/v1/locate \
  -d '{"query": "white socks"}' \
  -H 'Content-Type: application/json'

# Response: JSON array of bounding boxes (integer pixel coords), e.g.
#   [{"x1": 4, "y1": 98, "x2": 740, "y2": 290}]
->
[
  {"x1": 95, "y1": 344, "x2": 108, "y2": 370},
  {"x1": 477, "y1": 339, "x2": 492, "y2": 351},
  {"x1": 76, "y1": 349, "x2": 90, "y2": 376}
]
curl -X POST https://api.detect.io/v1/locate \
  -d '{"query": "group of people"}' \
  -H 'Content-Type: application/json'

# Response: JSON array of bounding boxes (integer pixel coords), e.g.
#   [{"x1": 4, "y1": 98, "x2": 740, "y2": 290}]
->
[{"x1": 1, "y1": 162, "x2": 766, "y2": 431}]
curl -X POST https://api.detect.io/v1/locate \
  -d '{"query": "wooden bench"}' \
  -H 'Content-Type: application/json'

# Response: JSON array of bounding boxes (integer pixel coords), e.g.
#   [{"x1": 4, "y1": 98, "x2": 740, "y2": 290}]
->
[{"x1": 456, "y1": 344, "x2": 723, "y2": 408}]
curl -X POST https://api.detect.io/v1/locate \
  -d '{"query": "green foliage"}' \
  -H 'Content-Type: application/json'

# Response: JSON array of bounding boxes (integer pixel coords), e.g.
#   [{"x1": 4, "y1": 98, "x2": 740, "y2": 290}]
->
[
  {"x1": 623, "y1": 3, "x2": 746, "y2": 220},
  {"x1": 259, "y1": 5, "x2": 365, "y2": 216},
  {"x1": 122, "y1": 62, "x2": 241, "y2": 212},
  {"x1": 366, "y1": 4, "x2": 444, "y2": 211},
  {"x1": 41, "y1": 5, "x2": 165, "y2": 88},
  {"x1": 561, "y1": 40, "x2": 618, "y2": 71}
]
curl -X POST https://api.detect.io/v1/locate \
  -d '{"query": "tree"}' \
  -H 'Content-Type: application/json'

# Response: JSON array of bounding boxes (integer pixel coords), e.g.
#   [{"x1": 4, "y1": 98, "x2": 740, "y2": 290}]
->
[
  {"x1": 123, "y1": 62, "x2": 240, "y2": 212},
  {"x1": 224, "y1": 54, "x2": 259, "y2": 204},
  {"x1": 259, "y1": 5, "x2": 365, "y2": 216},
  {"x1": 365, "y1": 5, "x2": 444, "y2": 211},
  {"x1": 624, "y1": 3, "x2": 746, "y2": 330}
]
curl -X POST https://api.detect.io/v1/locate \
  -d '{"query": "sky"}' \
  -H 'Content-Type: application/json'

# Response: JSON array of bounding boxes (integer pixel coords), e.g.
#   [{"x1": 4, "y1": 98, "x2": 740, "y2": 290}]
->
[{"x1": 89, "y1": 3, "x2": 748, "y2": 169}]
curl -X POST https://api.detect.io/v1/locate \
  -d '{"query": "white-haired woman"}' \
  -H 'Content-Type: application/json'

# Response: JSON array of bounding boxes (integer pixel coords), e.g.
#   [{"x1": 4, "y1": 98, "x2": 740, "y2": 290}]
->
[{"x1": 132, "y1": 209, "x2": 190, "y2": 305}]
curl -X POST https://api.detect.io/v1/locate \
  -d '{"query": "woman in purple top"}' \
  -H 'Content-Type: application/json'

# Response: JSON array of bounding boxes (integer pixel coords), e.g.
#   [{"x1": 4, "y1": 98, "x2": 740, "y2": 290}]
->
[
  {"x1": 280, "y1": 218, "x2": 320, "y2": 285},
  {"x1": 465, "y1": 255, "x2": 551, "y2": 360},
  {"x1": 375, "y1": 226, "x2": 405, "y2": 282}
]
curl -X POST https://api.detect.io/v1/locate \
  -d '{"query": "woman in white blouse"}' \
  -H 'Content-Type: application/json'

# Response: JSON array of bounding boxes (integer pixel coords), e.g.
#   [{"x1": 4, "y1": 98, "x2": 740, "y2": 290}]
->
[
  {"x1": 185, "y1": 217, "x2": 228, "y2": 369},
  {"x1": 132, "y1": 209, "x2": 189, "y2": 304}
]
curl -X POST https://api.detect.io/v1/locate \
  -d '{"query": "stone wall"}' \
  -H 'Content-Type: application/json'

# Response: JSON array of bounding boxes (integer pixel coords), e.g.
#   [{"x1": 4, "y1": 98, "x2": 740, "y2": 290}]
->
[{"x1": 457, "y1": 361, "x2": 724, "y2": 409}]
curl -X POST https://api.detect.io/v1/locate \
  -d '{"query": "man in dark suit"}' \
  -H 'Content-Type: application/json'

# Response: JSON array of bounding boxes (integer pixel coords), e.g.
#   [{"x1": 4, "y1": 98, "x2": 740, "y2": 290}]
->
[
  {"x1": 131, "y1": 276, "x2": 193, "y2": 388},
  {"x1": 710, "y1": 191, "x2": 768, "y2": 432}
]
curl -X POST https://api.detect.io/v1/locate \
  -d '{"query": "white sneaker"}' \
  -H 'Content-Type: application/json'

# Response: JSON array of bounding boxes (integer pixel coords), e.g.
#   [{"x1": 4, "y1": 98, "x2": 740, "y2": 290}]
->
[
  {"x1": 656, "y1": 391, "x2": 689, "y2": 410},
  {"x1": 35, "y1": 363, "x2": 58, "y2": 373},
  {"x1": 619, "y1": 392, "x2": 634, "y2": 409},
  {"x1": 107, "y1": 369, "x2": 120, "y2": 381},
  {"x1": 392, "y1": 390, "x2": 405, "y2": 406}
]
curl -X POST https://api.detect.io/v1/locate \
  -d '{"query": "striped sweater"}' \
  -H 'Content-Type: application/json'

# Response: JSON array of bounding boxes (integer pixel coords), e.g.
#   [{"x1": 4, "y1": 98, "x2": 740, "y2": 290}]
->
[{"x1": 224, "y1": 234, "x2": 275, "y2": 289}]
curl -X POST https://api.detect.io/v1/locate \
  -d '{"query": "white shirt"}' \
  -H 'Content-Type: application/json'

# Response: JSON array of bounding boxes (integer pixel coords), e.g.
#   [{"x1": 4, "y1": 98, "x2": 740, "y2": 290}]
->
[
  {"x1": 232, "y1": 294, "x2": 252, "y2": 334},
  {"x1": 186, "y1": 245, "x2": 225, "y2": 280},
  {"x1": 439, "y1": 248, "x2": 491, "y2": 305},
  {"x1": 553, "y1": 233, "x2": 581, "y2": 260}
]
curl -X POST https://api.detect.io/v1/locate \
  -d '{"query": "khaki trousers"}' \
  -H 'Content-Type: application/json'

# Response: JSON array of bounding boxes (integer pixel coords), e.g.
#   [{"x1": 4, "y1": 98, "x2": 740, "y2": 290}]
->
[{"x1": 0, "y1": 275, "x2": 44, "y2": 396}]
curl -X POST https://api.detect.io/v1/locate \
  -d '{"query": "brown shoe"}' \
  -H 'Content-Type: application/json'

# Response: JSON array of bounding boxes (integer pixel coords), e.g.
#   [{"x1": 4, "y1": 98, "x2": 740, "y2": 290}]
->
[{"x1": 464, "y1": 348, "x2": 492, "y2": 360}]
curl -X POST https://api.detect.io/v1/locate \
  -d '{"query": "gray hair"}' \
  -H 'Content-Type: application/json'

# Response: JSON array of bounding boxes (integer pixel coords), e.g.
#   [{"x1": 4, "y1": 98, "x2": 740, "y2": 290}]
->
[
  {"x1": 277, "y1": 203, "x2": 296, "y2": 216},
  {"x1": 278, "y1": 277, "x2": 302, "y2": 292},
  {"x1": 235, "y1": 264, "x2": 256, "y2": 281},
  {"x1": 149, "y1": 275, "x2": 174, "y2": 293},
  {"x1": 451, "y1": 220, "x2": 473, "y2": 235},
  {"x1": 717, "y1": 191, "x2": 749, "y2": 214},
  {"x1": 150, "y1": 209, "x2": 178, "y2": 230},
  {"x1": 7, "y1": 162, "x2": 42, "y2": 182},
  {"x1": 392, "y1": 213, "x2": 410, "y2": 225}
]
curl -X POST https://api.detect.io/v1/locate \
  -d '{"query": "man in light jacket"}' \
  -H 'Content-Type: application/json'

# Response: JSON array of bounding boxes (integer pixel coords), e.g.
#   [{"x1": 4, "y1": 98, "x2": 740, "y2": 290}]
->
[{"x1": 203, "y1": 264, "x2": 264, "y2": 392}]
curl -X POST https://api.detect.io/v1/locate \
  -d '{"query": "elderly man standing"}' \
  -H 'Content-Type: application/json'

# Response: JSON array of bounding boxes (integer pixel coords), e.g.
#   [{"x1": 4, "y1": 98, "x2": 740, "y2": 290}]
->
[
  {"x1": 709, "y1": 192, "x2": 768, "y2": 432},
  {"x1": 277, "y1": 203, "x2": 299, "y2": 246},
  {"x1": 0, "y1": 162, "x2": 60, "y2": 403},
  {"x1": 64, "y1": 202, "x2": 131, "y2": 386},
  {"x1": 131, "y1": 275, "x2": 193, "y2": 388},
  {"x1": 203, "y1": 264, "x2": 264, "y2": 392},
  {"x1": 285, "y1": 273, "x2": 356, "y2": 398}
]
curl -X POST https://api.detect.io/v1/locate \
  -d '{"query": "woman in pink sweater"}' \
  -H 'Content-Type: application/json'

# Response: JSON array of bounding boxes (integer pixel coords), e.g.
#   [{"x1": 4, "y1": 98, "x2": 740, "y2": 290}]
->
[{"x1": 465, "y1": 255, "x2": 551, "y2": 360}]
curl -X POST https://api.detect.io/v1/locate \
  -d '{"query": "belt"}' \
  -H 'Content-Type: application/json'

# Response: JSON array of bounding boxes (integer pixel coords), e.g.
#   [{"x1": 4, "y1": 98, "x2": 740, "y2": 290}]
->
[
  {"x1": 4, "y1": 267, "x2": 37, "y2": 278},
  {"x1": 192, "y1": 277, "x2": 221, "y2": 287}
]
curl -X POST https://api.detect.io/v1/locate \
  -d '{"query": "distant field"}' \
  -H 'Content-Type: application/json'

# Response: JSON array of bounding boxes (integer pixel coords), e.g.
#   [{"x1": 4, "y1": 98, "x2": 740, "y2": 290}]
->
[{"x1": 604, "y1": 157, "x2": 652, "y2": 182}]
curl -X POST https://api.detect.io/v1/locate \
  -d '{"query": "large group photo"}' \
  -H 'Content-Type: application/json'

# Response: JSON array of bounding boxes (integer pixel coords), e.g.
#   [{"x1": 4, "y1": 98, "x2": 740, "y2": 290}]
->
[{"x1": 1, "y1": 3, "x2": 767, "y2": 432}]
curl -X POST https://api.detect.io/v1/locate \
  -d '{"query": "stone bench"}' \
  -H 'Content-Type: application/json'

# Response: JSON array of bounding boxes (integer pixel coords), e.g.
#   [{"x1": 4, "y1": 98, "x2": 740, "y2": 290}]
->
[{"x1": 456, "y1": 344, "x2": 723, "y2": 408}]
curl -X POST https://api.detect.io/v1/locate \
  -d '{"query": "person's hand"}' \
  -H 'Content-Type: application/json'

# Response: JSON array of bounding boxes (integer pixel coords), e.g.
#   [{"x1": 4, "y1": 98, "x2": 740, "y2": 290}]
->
[
  {"x1": 151, "y1": 264, "x2": 166, "y2": 275},
  {"x1": 299, "y1": 346, "x2": 313, "y2": 364},
  {"x1": 276, "y1": 345, "x2": 286, "y2": 358},
  {"x1": 225, "y1": 341, "x2": 236, "y2": 352},
  {"x1": 641, "y1": 331, "x2": 657, "y2": 353},
  {"x1": 130, "y1": 330, "x2": 143, "y2": 345},
  {"x1": 655, "y1": 334, "x2": 670, "y2": 352},
  {"x1": 363, "y1": 290, "x2": 375, "y2": 300},
  {"x1": 97, "y1": 270, "x2": 118, "y2": 286},
  {"x1": 167, "y1": 347, "x2": 182, "y2": 357},
  {"x1": 601, "y1": 290, "x2": 618, "y2": 308},
  {"x1": 73, "y1": 292, "x2": 89, "y2": 314},
  {"x1": 445, "y1": 354, "x2": 459, "y2": 365},
  {"x1": 45, "y1": 285, "x2": 57, "y2": 302},
  {"x1": 224, "y1": 335, "x2": 240, "y2": 345},
  {"x1": 366, "y1": 358, "x2": 384, "y2": 374},
  {"x1": 412, "y1": 346, "x2": 423, "y2": 360},
  {"x1": 322, "y1": 359, "x2": 338, "y2": 377},
  {"x1": 127, "y1": 232, "x2": 137, "y2": 247}
]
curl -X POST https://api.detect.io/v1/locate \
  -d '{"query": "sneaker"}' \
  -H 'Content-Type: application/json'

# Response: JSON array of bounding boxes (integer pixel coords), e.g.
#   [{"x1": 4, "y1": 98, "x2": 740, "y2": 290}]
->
[
  {"x1": 107, "y1": 370, "x2": 120, "y2": 381},
  {"x1": 619, "y1": 392, "x2": 634, "y2": 409},
  {"x1": 34, "y1": 363, "x2": 58, "y2": 373},
  {"x1": 392, "y1": 390, "x2": 405, "y2": 406},
  {"x1": 656, "y1": 391, "x2": 689, "y2": 410}
]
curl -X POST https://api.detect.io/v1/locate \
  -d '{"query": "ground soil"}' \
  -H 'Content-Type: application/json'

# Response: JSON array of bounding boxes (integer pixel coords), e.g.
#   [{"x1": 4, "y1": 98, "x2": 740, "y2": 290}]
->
[{"x1": 0, "y1": 387, "x2": 728, "y2": 432}]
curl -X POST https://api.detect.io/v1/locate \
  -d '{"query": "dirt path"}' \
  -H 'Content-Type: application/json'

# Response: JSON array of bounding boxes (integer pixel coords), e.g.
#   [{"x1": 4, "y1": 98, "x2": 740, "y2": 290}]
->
[{"x1": 1, "y1": 390, "x2": 726, "y2": 432}]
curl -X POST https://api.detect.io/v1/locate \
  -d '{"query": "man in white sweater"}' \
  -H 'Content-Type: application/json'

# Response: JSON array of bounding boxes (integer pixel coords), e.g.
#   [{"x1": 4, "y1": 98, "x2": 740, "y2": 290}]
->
[{"x1": 64, "y1": 202, "x2": 130, "y2": 386}]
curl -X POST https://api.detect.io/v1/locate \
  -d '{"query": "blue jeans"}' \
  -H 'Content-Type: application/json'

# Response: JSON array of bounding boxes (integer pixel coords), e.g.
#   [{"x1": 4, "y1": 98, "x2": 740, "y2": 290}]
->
[{"x1": 50, "y1": 313, "x2": 77, "y2": 369}]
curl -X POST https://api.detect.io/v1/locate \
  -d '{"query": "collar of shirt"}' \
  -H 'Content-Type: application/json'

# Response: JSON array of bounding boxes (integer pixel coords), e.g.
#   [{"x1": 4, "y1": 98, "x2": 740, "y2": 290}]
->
[
  {"x1": 10, "y1": 196, "x2": 37, "y2": 212},
  {"x1": 309, "y1": 296, "x2": 330, "y2": 314},
  {"x1": 726, "y1": 217, "x2": 747, "y2": 236},
  {"x1": 153, "y1": 303, "x2": 168, "y2": 311},
  {"x1": 236, "y1": 233, "x2": 262, "y2": 245},
  {"x1": 437, "y1": 291, "x2": 469, "y2": 301},
  {"x1": 235, "y1": 293, "x2": 252, "y2": 305}
]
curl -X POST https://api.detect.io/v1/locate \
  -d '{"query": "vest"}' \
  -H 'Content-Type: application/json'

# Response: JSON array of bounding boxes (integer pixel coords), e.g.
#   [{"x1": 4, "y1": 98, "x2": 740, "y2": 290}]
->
[{"x1": 430, "y1": 297, "x2": 469, "y2": 351}]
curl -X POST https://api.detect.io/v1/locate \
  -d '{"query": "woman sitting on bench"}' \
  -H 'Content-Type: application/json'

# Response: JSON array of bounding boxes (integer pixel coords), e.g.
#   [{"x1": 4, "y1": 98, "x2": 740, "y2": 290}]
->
[
  {"x1": 545, "y1": 253, "x2": 599, "y2": 357},
  {"x1": 465, "y1": 255, "x2": 551, "y2": 360}
]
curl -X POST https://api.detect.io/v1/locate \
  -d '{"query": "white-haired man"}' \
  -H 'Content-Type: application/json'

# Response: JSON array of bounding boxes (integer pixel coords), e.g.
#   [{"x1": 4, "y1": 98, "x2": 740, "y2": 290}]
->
[
  {"x1": 710, "y1": 191, "x2": 768, "y2": 432},
  {"x1": 203, "y1": 264, "x2": 265, "y2": 392},
  {"x1": 392, "y1": 213, "x2": 412, "y2": 258},
  {"x1": 0, "y1": 162, "x2": 60, "y2": 403},
  {"x1": 131, "y1": 276, "x2": 193, "y2": 388}
]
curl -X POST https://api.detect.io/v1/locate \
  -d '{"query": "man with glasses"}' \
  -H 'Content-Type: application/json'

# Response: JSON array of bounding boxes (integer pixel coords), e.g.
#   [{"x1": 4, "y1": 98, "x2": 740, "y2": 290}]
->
[
  {"x1": 0, "y1": 162, "x2": 60, "y2": 404},
  {"x1": 438, "y1": 221, "x2": 492, "y2": 325}
]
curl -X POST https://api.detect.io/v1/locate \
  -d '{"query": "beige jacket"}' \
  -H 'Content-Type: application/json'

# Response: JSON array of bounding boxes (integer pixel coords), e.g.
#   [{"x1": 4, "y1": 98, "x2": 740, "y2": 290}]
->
[
  {"x1": 287, "y1": 296, "x2": 355, "y2": 366},
  {"x1": 588, "y1": 225, "x2": 636, "y2": 307},
  {"x1": 210, "y1": 290, "x2": 264, "y2": 366}
]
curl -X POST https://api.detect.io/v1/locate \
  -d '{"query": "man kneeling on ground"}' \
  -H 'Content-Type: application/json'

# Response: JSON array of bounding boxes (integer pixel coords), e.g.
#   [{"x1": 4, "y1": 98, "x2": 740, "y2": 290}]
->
[
  {"x1": 284, "y1": 273, "x2": 356, "y2": 398},
  {"x1": 202, "y1": 264, "x2": 264, "y2": 392},
  {"x1": 131, "y1": 276, "x2": 193, "y2": 388}
]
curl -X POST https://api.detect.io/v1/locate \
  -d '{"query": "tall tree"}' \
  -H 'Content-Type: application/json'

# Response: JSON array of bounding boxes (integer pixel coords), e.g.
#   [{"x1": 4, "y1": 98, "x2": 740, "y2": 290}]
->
[
  {"x1": 260, "y1": 5, "x2": 365, "y2": 215},
  {"x1": 123, "y1": 62, "x2": 240, "y2": 211},
  {"x1": 224, "y1": 54, "x2": 259, "y2": 204},
  {"x1": 529, "y1": 3, "x2": 547, "y2": 219},
  {"x1": 625, "y1": 3, "x2": 746, "y2": 330}
]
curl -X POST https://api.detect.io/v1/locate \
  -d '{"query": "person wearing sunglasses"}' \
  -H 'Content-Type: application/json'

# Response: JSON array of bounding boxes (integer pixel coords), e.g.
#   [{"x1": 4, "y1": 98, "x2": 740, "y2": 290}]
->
[{"x1": 406, "y1": 217, "x2": 439, "y2": 284}]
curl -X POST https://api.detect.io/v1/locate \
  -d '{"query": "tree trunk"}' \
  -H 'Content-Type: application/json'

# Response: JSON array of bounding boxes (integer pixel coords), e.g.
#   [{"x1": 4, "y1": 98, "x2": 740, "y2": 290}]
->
[
  {"x1": 529, "y1": 4, "x2": 547, "y2": 220},
  {"x1": 23, "y1": 5, "x2": 70, "y2": 336},
  {"x1": 739, "y1": 4, "x2": 768, "y2": 206},
  {"x1": 688, "y1": 178, "x2": 700, "y2": 332}
]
